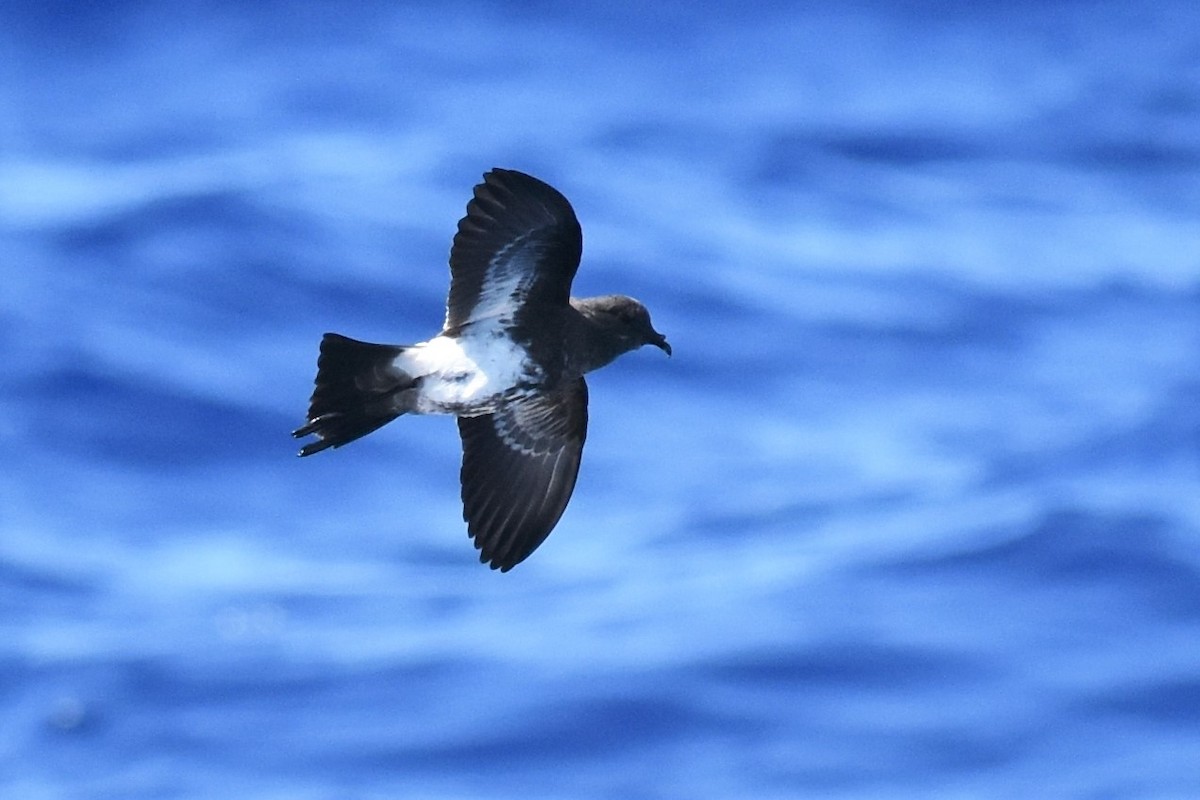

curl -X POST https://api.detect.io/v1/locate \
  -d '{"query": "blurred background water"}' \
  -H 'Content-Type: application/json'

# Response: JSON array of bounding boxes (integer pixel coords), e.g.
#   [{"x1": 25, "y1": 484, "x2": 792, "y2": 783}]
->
[{"x1": 2, "y1": 1, "x2": 1199, "y2": 797}]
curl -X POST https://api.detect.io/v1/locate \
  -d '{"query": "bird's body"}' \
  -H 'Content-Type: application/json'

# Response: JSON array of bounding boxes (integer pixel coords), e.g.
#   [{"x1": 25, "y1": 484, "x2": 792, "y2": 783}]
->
[{"x1": 294, "y1": 169, "x2": 669, "y2": 571}]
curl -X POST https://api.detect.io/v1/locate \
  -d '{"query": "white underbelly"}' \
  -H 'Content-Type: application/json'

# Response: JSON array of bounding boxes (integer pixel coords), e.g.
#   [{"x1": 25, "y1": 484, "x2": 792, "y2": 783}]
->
[{"x1": 397, "y1": 332, "x2": 536, "y2": 414}]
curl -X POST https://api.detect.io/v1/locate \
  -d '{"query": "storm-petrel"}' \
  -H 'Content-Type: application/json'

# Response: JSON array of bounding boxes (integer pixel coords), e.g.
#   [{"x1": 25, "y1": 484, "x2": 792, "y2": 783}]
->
[{"x1": 294, "y1": 168, "x2": 670, "y2": 571}]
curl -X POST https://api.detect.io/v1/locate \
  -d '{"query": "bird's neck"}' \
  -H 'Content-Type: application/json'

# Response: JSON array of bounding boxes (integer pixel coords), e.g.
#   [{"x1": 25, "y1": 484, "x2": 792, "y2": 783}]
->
[{"x1": 567, "y1": 302, "x2": 629, "y2": 375}]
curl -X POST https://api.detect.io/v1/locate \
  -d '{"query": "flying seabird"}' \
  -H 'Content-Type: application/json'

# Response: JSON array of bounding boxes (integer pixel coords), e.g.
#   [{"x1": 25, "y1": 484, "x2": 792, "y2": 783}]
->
[{"x1": 293, "y1": 168, "x2": 670, "y2": 571}]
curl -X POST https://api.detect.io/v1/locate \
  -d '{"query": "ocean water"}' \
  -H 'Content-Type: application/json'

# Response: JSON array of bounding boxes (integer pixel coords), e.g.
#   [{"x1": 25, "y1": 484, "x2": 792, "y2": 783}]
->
[{"x1": 2, "y1": 2, "x2": 1199, "y2": 797}]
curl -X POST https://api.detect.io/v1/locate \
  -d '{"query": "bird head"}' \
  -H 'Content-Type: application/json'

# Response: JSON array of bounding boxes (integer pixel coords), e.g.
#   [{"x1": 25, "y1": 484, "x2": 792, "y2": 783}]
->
[{"x1": 579, "y1": 295, "x2": 671, "y2": 358}]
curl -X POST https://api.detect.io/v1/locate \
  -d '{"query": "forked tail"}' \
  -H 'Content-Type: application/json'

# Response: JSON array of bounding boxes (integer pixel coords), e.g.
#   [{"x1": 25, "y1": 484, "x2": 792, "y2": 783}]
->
[{"x1": 293, "y1": 333, "x2": 415, "y2": 456}]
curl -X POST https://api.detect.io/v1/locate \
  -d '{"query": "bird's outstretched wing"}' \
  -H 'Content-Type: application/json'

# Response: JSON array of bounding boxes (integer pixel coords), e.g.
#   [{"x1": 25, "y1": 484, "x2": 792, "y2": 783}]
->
[
  {"x1": 457, "y1": 378, "x2": 588, "y2": 571},
  {"x1": 444, "y1": 168, "x2": 582, "y2": 332}
]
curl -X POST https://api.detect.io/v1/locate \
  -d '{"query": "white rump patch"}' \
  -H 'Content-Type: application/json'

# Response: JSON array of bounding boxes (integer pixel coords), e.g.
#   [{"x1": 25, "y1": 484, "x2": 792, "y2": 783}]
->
[{"x1": 397, "y1": 330, "x2": 536, "y2": 414}]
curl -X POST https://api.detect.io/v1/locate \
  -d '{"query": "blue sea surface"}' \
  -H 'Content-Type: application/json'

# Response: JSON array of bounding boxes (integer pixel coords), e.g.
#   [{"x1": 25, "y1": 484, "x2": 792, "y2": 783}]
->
[{"x1": 3, "y1": 2, "x2": 1199, "y2": 797}]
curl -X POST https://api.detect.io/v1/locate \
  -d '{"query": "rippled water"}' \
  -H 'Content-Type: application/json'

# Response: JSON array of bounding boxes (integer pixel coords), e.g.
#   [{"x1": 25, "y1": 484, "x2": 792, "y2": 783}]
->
[{"x1": 3, "y1": 2, "x2": 1199, "y2": 797}]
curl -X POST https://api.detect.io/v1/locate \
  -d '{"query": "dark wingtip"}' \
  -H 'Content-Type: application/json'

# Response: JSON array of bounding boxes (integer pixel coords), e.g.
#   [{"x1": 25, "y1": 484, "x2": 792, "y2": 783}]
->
[{"x1": 478, "y1": 550, "x2": 517, "y2": 573}]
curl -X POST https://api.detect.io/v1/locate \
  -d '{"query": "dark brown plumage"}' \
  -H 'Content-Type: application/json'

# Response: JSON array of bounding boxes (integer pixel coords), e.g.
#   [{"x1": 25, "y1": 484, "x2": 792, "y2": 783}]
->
[{"x1": 294, "y1": 168, "x2": 669, "y2": 570}]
